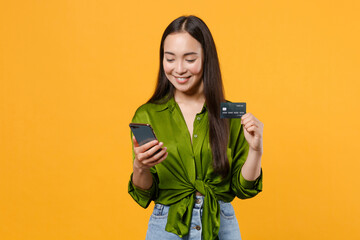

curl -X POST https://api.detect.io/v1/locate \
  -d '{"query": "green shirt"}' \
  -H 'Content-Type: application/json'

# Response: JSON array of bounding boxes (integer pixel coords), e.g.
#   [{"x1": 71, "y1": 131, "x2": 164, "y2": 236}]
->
[{"x1": 128, "y1": 97, "x2": 263, "y2": 240}]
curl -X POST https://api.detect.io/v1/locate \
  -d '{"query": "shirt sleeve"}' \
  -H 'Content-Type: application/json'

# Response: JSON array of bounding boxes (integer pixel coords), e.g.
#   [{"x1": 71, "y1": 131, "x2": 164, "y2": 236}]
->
[
  {"x1": 230, "y1": 120, "x2": 263, "y2": 199},
  {"x1": 128, "y1": 170, "x2": 158, "y2": 208},
  {"x1": 127, "y1": 107, "x2": 159, "y2": 208}
]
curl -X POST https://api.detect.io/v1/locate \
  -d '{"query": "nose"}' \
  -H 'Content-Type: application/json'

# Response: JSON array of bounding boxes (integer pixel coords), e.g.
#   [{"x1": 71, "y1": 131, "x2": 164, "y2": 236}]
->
[{"x1": 175, "y1": 60, "x2": 186, "y2": 75}]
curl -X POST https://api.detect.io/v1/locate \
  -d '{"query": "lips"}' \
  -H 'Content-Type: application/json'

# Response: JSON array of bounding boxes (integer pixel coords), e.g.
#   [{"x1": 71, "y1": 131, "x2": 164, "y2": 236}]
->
[{"x1": 174, "y1": 76, "x2": 191, "y2": 84}]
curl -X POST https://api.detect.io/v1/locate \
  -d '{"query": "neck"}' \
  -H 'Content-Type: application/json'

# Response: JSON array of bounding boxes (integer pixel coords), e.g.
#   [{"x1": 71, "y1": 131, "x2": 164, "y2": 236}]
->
[
  {"x1": 174, "y1": 92, "x2": 205, "y2": 105},
  {"x1": 174, "y1": 81, "x2": 205, "y2": 105}
]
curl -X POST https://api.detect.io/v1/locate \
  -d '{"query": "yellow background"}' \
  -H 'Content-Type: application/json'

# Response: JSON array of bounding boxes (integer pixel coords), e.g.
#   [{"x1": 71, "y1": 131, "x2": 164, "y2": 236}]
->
[{"x1": 1, "y1": 0, "x2": 359, "y2": 239}]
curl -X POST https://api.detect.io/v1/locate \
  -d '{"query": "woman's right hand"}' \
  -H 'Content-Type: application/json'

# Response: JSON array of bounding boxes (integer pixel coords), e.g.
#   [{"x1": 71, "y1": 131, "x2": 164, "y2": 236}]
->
[{"x1": 132, "y1": 135, "x2": 168, "y2": 172}]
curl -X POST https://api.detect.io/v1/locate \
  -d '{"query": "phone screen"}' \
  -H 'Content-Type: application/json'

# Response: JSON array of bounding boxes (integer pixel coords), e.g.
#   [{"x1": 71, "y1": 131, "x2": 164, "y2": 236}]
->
[{"x1": 129, "y1": 123, "x2": 157, "y2": 146}]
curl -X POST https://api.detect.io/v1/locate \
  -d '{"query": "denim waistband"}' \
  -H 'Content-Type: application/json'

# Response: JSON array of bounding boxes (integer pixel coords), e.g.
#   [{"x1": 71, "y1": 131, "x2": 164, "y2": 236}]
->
[{"x1": 194, "y1": 195, "x2": 205, "y2": 209}]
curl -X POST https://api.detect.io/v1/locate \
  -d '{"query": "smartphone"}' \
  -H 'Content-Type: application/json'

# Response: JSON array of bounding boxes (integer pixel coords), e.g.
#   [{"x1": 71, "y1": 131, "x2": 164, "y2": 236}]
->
[{"x1": 129, "y1": 123, "x2": 158, "y2": 146}]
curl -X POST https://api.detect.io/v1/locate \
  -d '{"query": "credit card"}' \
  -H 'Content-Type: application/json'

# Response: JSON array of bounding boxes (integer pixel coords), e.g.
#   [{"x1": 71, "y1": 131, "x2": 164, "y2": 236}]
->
[{"x1": 220, "y1": 102, "x2": 246, "y2": 118}]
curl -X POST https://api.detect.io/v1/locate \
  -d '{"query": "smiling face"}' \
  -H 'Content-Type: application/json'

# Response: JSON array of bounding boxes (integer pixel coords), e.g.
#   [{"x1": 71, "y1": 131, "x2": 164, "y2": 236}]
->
[{"x1": 163, "y1": 32, "x2": 204, "y2": 97}]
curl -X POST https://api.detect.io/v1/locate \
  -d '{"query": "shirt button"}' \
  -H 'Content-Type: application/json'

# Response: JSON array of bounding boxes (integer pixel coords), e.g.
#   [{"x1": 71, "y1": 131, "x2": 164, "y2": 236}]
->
[
  {"x1": 195, "y1": 225, "x2": 201, "y2": 231},
  {"x1": 194, "y1": 134, "x2": 198, "y2": 138},
  {"x1": 197, "y1": 117, "x2": 201, "y2": 120}
]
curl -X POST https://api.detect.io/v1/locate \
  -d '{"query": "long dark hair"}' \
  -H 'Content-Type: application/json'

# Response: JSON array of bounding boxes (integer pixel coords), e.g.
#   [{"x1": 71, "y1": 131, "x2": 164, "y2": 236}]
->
[{"x1": 148, "y1": 15, "x2": 229, "y2": 178}]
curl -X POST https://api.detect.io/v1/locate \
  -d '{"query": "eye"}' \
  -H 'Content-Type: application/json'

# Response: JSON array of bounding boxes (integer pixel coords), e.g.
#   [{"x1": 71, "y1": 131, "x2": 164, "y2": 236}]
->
[
  {"x1": 166, "y1": 59, "x2": 175, "y2": 62},
  {"x1": 186, "y1": 59, "x2": 196, "y2": 63}
]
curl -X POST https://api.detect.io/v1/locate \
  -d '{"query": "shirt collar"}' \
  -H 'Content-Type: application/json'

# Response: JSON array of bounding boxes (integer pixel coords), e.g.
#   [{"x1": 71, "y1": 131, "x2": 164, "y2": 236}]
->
[
  {"x1": 153, "y1": 96, "x2": 174, "y2": 112},
  {"x1": 155, "y1": 97, "x2": 207, "y2": 114}
]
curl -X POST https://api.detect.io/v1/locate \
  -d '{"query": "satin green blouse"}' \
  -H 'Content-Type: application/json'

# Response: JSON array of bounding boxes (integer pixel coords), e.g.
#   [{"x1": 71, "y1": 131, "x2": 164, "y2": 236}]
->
[{"x1": 128, "y1": 97, "x2": 263, "y2": 240}]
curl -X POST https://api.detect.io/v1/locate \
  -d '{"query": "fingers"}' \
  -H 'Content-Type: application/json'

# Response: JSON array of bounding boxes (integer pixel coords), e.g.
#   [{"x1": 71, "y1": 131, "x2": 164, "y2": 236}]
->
[
  {"x1": 241, "y1": 113, "x2": 257, "y2": 125},
  {"x1": 133, "y1": 139, "x2": 158, "y2": 155},
  {"x1": 242, "y1": 115, "x2": 259, "y2": 129},
  {"x1": 137, "y1": 142, "x2": 164, "y2": 161},
  {"x1": 132, "y1": 135, "x2": 139, "y2": 147},
  {"x1": 241, "y1": 113, "x2": 264, "y2": 134},
  {"x1": 135, "y1": 146, "x2": 168, "y2": 169},
  {"x1": 244, "y1": 125, "x2": 257, "y2": 133},
  {"x1": 133, "y1": 137, "x2": 168, "y2": 168},
  {"x1": 149, "y1": 151, "x2": 168, "y2": 167},
  {"x1": 243, "y1": 120, "x2": 259, "y2": 130},
  {"x1": 142, "y1": 148, "x2": 168, "y2": 166},
  {"x1": 139, "y1": 152, "x2": 168, "y2": 168}
]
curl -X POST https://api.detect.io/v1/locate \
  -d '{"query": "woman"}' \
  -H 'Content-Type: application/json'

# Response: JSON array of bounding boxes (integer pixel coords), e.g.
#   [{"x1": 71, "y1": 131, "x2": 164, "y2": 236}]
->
[{"x1": 128, "y1": 15, "x2": 263, "y2": 240}]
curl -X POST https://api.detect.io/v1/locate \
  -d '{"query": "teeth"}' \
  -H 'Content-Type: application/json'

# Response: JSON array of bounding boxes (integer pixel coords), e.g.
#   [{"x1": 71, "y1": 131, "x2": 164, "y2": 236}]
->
[{"x1": 176, "y1": 77, "x2": 190, "y2": 80}]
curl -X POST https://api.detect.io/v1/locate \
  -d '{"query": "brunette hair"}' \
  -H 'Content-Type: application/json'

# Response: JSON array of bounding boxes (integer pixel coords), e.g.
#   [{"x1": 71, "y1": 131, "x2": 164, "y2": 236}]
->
[{"x1": 148, "y1": 15, "x2": 229, "y2": 178}]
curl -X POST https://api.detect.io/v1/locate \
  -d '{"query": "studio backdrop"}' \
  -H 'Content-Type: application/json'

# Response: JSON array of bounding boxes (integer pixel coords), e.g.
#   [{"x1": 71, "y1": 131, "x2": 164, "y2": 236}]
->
[{"x1": 1, "y1": 0, "x2": 359, "y2": 239}]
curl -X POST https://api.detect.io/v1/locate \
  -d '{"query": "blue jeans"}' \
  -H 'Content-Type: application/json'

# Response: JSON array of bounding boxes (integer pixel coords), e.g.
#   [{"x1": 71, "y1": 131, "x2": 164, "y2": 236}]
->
[{"x1": 145, "y1": 196, "x2": 242, "y2": 240}]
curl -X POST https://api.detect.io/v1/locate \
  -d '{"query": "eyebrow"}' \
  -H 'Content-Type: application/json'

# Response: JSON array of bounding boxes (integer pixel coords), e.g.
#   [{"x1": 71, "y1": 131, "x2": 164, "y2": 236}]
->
[{"x1": 164, "y1": 51, "x2": 198, "y2": 56}]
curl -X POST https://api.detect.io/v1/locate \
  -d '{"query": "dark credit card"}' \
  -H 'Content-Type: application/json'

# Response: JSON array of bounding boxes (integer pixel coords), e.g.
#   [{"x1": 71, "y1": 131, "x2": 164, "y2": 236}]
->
[{"x1": 220, "y1": 102, "x2": 246, "y2": 118}]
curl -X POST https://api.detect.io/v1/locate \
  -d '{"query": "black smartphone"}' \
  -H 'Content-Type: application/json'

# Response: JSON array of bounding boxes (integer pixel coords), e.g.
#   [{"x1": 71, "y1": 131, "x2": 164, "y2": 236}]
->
[{"x1": 129, "y1": 123, "x2": 158, "y2": 146}]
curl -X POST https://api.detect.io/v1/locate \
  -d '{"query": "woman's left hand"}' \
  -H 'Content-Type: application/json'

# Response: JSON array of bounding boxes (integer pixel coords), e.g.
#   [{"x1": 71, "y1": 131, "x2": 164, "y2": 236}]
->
[{"x1": 241, "y1": 113, "x2": 264, "y2": 153}]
